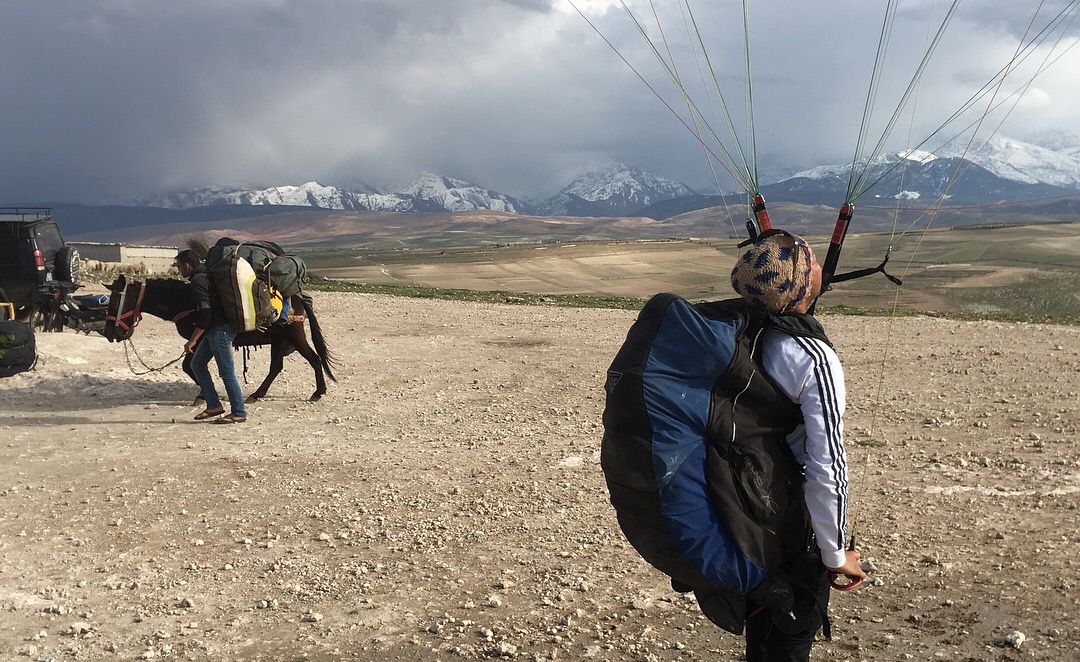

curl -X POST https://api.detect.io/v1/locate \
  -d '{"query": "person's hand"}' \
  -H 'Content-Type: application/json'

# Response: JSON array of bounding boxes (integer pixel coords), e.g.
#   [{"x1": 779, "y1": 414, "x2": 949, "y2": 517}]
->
[
  {"x1": 827, "y1": 550, "x2": 868, "y2": 590},
  {"x1": 184, "y1": 339, "x2": 197, "y2": 354}
]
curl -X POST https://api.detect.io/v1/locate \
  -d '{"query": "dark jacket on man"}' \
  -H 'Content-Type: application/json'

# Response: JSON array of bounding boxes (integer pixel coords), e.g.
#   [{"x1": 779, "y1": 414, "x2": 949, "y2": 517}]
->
[{"x1": 188, "y1": 264, "x2": 227, "y2": 330}]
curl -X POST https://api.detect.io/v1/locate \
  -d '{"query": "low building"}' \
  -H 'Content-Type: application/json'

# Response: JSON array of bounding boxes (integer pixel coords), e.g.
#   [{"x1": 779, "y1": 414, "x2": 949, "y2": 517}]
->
[{"x1": 68, "y1": 242, "x2": 178, "y2": 274}]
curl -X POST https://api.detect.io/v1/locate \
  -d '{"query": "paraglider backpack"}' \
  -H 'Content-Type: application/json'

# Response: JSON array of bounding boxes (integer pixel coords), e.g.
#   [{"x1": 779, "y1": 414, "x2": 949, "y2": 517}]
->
[
  {"x1": 208, "y1": 253, "x2": 277, "y2": 332},
  {"x1": 601, "y1": 293, "x2": 831, "y2": 606},
  {"x1": 207, "y1": 238, "x2": 310, "y2": 327},
  {"x1": 0, "y1": 320, "x2": 37, "y2": 377}
]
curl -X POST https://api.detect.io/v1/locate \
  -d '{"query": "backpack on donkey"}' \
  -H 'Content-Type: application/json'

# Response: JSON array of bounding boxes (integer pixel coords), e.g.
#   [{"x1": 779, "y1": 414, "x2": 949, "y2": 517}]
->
[
  {"x1": 601, "y1": 293, "x2": 833, "y2": 634},
  {"x1": 206, "y1": 237, "x2": 310, "y2": 330},
  {"x1": 207, "y1": 253, "x2": 277, "y2": 332}
]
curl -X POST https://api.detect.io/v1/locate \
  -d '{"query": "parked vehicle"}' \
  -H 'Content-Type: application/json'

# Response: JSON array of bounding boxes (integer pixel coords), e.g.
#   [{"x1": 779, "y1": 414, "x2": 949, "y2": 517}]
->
[{"x1": 0, "y1": 208, "x2": 107, "y2": 333}]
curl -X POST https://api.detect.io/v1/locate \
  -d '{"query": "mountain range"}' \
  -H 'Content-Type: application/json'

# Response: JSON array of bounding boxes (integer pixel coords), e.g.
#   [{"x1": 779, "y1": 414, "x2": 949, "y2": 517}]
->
[
  {"x1": 137, "y1": 134, "x2": 1080, "y2": 217},
  {"x1": 131, "y1": 164, "x2": 698, "y2": 218},
  {"x1": 16, "y1": 134, "x2": 1080, "y2": 238}
]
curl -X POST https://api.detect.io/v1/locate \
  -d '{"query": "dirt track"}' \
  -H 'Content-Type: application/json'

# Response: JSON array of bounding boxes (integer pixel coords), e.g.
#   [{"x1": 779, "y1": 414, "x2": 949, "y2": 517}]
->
[{"x1": 2, "y1": 291, "x2": 1079, "y2": 661}]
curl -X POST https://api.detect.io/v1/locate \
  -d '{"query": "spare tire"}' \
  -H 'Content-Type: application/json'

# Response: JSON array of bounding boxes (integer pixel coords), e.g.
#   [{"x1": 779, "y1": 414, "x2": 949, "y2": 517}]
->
[{"x1": 55, "y1": 246, "x2": 82, "y2": 284}]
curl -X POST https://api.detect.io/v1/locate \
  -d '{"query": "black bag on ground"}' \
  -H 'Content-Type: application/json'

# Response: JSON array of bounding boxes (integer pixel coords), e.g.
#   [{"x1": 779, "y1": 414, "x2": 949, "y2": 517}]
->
[{"x1": 0, "y1": 320, "x2": 37, "y2": 377}]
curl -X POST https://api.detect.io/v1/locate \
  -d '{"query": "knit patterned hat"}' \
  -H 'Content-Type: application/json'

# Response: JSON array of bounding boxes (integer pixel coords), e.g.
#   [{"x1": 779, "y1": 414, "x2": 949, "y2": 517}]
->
[{"x1": 730, "y1": 230, "x2": 815, "y2": 314}]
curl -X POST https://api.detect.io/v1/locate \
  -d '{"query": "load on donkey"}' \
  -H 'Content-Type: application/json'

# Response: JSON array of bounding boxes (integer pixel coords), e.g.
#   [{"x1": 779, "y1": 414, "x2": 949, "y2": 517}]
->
[{"x1": 104, "y1": 237, "x2": 337, "y2": 402}]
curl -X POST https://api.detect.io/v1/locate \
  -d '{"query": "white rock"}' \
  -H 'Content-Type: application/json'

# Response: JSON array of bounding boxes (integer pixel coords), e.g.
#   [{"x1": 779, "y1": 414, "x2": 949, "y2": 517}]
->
[
  {"x1": 1001, "y1": 630, "x2": 1025, "y2": 649},
  {"x1": 495, "y1": 641, "x2": 517, "y2": 656}
]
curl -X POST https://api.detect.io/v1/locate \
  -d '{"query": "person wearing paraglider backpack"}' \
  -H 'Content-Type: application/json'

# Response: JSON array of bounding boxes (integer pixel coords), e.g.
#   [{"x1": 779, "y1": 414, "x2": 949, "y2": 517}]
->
[
  {"x1": 601, "y1": 229, "x2": 865, "y2": 662},
  {"x1": 174, "y1": 249, "x2": 248, "y2": 424}
]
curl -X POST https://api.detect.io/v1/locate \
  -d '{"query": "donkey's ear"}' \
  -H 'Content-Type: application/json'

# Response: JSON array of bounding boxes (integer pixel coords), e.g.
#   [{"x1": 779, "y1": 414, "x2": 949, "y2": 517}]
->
[{"x1": 186, "y1": 235, "x2": 210, "y2": 260}]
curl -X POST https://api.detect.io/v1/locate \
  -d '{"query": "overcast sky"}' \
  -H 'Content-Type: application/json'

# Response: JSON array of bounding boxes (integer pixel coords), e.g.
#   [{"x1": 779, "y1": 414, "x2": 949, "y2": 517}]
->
[{"x1": 2, "y1": 0, "x2": 1078, "y2": 205}]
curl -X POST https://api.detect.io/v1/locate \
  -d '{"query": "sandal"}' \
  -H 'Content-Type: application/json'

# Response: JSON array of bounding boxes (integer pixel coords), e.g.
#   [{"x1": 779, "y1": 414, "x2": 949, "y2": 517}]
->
[
  {"x1": 194, "y1": 407, "x2": 225, "y2": 420},
  {"x1": 214, "y1": 414, "x2": 247, "y2": 424}
]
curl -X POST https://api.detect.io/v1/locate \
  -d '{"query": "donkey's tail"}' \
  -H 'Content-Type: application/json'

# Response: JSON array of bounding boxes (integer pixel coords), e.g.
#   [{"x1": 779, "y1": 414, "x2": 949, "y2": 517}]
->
[{"x1": 302, "y1": 298, "x2": 338, "y2": 382}]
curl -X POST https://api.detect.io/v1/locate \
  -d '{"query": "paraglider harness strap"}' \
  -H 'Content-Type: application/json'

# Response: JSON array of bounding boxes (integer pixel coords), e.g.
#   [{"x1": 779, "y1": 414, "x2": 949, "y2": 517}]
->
[
  {"x1": 820, "y1": 204, "x2": 902, "y2": 291},
  {"x1": 242, "y1": 346, "x2": 252, "y2": 384},
  {"x1": 829, "y1": 256, "x2": 902, "y2": 287}
]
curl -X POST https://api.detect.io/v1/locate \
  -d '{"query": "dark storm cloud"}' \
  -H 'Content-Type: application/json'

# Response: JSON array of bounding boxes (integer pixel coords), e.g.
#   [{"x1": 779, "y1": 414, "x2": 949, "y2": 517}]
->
[{"x1": 1, "y1": 0, "x2": 1076, "y2": 204}]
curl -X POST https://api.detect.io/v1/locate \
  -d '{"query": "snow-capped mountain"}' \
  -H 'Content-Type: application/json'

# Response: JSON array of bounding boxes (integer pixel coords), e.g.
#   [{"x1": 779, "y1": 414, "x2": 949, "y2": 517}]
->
[
  {"x1": 791, "y1": 148, "x2": 937, "y2": 182},
  {"x1": 937, "y1": 135, "x2": 1080, "y2": 189},
  {"x1": 126, "y1": 134, "x2": 1078, "y2": 219},
  {"x1": 536, "y1": 163, "x2": 697, "y2": 217},
  {"x1": 135, "y1": 165, "x2": 697, "y2": 218},
  {"x1": 137, "y1": 186, "x2": 259, "y2": 209},
  {"x1": 138, "y1": 175, "x2": 531, "y2": 214},
  {"x1": 769, "y1": 136, "x2": 1079, "y2": 206},
  {"x1": 392, "y1": 172, "x2": 532, "y2": 214},
  {"x1": 1015, "y1": 129, "x2": 1080, "y2": 160},
  {"x1": 789, "y1": 134, "x2": 1080, "y2": 191},
  {"x1": 138, "y1": 183, "x2": 367, "y2": 210}
]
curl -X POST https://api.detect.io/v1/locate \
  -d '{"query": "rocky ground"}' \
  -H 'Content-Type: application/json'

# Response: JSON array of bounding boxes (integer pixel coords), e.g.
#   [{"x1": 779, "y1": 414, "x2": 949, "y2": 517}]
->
[{"x1": 1, "y1": 290, "x2": 1078, "y2": 661}]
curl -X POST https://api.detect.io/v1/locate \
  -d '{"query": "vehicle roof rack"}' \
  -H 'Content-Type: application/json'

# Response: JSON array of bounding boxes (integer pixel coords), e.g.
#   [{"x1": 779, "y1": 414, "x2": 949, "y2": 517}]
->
[{"x1": 0, "y1": 207, "x2": 53, "y2": 222}]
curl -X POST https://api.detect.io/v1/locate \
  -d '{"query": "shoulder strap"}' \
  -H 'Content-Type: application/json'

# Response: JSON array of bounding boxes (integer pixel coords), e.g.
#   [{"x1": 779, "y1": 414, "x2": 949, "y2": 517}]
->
[{"x1": 765, "y1": 311, "x2": 832, "y2": 347}]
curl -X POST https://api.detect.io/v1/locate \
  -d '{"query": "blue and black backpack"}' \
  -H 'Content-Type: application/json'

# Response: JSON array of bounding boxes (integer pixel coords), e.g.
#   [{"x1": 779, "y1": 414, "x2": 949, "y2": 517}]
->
[{"x1": 602, "y1": 293, "x2": 830, "y2": 632}]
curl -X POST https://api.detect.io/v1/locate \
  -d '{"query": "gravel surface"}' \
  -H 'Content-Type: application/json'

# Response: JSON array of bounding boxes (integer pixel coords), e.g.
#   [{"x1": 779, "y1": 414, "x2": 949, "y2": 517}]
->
[{"x1": 2, "y1": 291, "x2": 1078, "y2": 661}]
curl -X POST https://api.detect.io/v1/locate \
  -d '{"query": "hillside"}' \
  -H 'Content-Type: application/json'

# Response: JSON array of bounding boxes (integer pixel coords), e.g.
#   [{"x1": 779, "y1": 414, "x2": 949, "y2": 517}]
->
[
  {"x1": 302, "y1": 222, "x2": 1080, "y2": 319},
  {"x1": 65, "y1": 209, "x2": 1080, "y2": 320},
  {"x1": 64, "y1": 200, "x2": 1080, "y2": 250}
]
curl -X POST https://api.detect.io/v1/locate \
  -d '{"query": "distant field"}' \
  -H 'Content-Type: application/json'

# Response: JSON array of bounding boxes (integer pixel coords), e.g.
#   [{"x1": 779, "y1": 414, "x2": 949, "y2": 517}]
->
[
  {"x1": 303, "y1": 221, "x2": 1080, "y2": 320},
  {"x1": 71, "y1": 200, "x2": 1079, "y2": 320}
]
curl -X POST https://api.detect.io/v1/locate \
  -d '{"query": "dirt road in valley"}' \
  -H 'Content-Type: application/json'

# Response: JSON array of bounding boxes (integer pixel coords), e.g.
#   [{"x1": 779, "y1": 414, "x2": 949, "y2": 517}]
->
[{"x1": 2, "y1": 291, "x2": 1078, "y2": 660}]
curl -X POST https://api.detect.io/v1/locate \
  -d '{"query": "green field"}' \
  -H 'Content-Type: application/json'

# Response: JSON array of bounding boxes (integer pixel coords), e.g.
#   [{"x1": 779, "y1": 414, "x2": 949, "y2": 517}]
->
[{"x1": 301, "y1": 222, "x2": 1080, "y2": 323}]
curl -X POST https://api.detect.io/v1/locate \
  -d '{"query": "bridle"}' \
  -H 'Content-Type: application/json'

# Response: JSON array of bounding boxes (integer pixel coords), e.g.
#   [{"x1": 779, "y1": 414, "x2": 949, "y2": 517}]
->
[
  {"x1": 104, "y1": 279, "x2": 187, "y2": 373},
  {"x1": 106, "y1": 281, "x2": 146, "y2": 340}
]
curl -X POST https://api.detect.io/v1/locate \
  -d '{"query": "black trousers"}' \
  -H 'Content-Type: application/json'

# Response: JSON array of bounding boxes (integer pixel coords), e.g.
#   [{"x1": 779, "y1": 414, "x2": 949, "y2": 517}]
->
[{"x1": 744, "y1": 560, "x2": 831, "y2": 662}]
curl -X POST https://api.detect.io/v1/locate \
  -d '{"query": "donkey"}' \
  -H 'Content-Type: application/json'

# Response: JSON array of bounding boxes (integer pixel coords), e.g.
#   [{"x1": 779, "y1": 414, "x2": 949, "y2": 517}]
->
[{"x1": 105, "y1": 275, "x2": 336, "y2": 401}]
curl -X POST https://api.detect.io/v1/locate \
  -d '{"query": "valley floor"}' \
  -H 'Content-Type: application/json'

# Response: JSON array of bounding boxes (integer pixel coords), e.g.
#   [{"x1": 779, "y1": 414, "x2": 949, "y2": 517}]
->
[{"x1": 2, "y1": 291, "x2": 1078, "y2": 660}]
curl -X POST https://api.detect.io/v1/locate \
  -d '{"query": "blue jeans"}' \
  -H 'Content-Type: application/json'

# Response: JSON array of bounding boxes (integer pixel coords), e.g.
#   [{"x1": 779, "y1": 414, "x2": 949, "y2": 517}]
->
[{"x1": 191, "y1": 324, "x2": 246, "y2": 417}]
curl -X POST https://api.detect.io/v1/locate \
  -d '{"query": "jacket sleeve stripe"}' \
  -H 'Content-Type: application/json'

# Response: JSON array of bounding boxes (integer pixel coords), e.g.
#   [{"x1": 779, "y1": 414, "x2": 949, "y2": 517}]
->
[{"x1": 793, "y1": 335, "x2": 848, "y2": 551}]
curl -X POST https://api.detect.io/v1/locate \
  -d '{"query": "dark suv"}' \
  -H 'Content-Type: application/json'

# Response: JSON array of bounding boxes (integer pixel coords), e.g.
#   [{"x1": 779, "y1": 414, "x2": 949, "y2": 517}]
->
[{"x1": 0, "y1": 208, "x2": 82, "y2": 326}]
